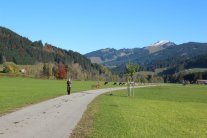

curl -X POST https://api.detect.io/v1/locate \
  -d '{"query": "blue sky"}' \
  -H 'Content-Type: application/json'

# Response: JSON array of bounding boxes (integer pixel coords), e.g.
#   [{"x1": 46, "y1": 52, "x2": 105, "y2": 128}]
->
[{"x1": 0, "y1": 0, "x2": 207, "y2": 54}]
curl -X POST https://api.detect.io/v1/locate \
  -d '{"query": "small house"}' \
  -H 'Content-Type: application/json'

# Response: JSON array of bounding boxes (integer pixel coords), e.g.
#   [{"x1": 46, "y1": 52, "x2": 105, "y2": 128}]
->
[{"x1": 197, "y1": 80, "x2": 207, "y2": 84}]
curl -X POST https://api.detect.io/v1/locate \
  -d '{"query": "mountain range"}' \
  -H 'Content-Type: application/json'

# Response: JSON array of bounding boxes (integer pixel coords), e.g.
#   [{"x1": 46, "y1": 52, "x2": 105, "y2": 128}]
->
[
  {"x1": 1, "y1": 26, "x2": 207, "y2": 81},
  {"x1": 85, "y1": 41, "x2": 207, "y2": 70}
]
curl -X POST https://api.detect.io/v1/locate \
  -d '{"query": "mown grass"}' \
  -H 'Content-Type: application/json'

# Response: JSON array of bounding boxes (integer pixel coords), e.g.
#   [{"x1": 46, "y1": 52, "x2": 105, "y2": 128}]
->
[
  {"x1": 71, "y1": 85, "x2": 207, "y2": 138},
  {"x1": 0, "y1": 77, "x2": 120, "y2": 115}
]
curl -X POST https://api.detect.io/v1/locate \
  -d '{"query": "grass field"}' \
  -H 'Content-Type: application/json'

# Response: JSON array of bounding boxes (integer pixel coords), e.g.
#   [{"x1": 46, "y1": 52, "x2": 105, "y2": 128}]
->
[
  {"x1": 71, "y1": 85, "x2": 207, "y2": 138},
  {"x1": 0, "y1": 77, "x2": 120, "y2": 115}
]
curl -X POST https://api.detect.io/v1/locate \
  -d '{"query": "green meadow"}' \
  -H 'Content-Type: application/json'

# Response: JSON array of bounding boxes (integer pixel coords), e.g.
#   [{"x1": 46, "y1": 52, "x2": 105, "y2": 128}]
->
[
  {"x1": 71, "y1": 85, "x2": 207, "y2": 138},
  {"x1": 0, "y1": 77, "x2": 118, "y2": 115}
]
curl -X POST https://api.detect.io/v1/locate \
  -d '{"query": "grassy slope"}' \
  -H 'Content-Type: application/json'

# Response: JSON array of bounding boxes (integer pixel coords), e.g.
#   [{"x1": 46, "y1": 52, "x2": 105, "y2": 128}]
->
[
  {"x1": 71, "y1": 85, "x2": 207, "y2": 138},
  {"x1": 0, "y1": 77, "x2": 119, "y2": 115},
  {"x1": 179, "y1": 68, "x2": 207, "y2": 75}
]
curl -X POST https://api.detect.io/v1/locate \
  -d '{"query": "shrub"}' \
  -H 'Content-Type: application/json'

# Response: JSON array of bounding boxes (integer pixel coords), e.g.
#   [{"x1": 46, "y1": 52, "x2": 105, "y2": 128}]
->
[{"x1": 3, "y1": 63, "x2": 18, "y2": 73}]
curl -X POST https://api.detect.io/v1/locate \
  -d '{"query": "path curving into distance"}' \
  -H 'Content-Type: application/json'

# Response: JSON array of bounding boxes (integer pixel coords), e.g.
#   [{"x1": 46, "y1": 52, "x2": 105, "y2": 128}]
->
[{"x1": 0, "y1": 85, "x2": 156, "y2": 138}]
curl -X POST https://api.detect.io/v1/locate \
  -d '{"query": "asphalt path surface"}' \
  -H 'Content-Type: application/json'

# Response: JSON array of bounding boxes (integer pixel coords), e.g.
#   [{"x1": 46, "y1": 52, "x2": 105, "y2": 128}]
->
[{"x1": 0, "y1": 85, "x2": 155, "y2": 138}]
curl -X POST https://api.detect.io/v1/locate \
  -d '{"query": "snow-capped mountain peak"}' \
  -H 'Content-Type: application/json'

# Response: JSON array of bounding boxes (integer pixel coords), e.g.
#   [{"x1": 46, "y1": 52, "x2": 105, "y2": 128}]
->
[
  {"x1": 150, "y1": 40, "x2": 170, "y2": 47},
  {"x1": 145, "y1": 40, "x2": 176, "y2": 53}
]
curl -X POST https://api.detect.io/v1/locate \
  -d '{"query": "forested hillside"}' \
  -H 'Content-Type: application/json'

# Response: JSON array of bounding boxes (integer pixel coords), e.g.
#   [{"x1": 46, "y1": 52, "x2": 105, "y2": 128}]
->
[
  {"x1": 0, "y1": 27, "x2": 91, "y2": 68},
  {"x1": 0, "y1": 26, "x2": 115, "y2": 80}
]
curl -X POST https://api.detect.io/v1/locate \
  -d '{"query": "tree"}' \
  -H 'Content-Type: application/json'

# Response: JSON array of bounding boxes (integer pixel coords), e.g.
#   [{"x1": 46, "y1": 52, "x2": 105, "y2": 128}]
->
[
  {"x1": 42, "y1": 63, "x2": 53, "y2": 77},
  {"x1": 126, "y1": 63, "x2": 139, "y2": 81},
  {"x1": 3, "y1": 63, "x2": 18, "y2": 73},
  {"x1": 57, "y1": 63, "x2": 66, "y2": 79},
  {"x1": 198, "y1": 72, "x2": 203, "y2": 80},
  {"x1": 0, "y1": 55, "x2": 6, "y2": 64},
  {"x1": 48, "y1": 63, "x2": 53, "y2": 77},
  {"x1": 52, "y1": 64, "x2": 59, "y2": 78},
  {"x1": 43, "y1": 63, "x2": 48, "y2": 76},
  {"x1": 147, "y1": 75, "x2": 154, "y2": 83}
]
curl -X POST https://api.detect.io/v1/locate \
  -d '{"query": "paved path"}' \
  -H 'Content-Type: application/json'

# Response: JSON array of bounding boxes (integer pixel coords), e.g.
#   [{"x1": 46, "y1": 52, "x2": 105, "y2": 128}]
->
[{"x1": 0, "y1": 86, "x2": 155, "y2": 138}]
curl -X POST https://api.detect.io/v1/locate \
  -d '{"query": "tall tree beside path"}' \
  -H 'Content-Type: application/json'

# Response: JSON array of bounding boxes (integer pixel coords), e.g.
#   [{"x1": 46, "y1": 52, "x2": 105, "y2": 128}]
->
[{"x1": 126, "y1": 63, "x2": 139, "y2": 81}]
